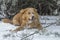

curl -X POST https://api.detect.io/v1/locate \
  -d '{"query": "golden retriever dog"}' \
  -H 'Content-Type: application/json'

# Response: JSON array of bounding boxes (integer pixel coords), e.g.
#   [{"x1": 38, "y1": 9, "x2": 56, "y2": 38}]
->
[{"x1": 2, "y1": 7, "x2": 43, "y2": 32}]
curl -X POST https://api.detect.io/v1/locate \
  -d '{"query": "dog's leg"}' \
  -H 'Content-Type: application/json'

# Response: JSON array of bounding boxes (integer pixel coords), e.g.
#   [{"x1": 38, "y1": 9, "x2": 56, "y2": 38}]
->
[
  {"x1": 13, "y1": 21, "x2": 26, "y2": 32},
  {"x1": 36, "y1": 21, "x2": 43, "y2": 30},
  {"x1": 12, "y1": 20, "x2": 20, "y2": 26},
  {"x1": 29, "y1": 23, "x2": 35, "y2": 28},
  {"x1": 37, "y1": 23, "x2": 43, "y2": 30},
  {"x1": 29, "y1": 22, "x2": 43, "y2": 30},
  {"x1": 33, "y1": 20, "x2": 43, "y2": 30}
]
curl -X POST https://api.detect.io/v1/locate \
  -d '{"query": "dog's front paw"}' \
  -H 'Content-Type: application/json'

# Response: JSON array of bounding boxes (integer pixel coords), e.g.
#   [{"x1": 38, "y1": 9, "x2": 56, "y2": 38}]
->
[
  {"x1": 9, "y1": 29, "x2": 17, "y2": 33},
  {"x1": 39, "y1": 28, "x2": 48, "y2": 35}
]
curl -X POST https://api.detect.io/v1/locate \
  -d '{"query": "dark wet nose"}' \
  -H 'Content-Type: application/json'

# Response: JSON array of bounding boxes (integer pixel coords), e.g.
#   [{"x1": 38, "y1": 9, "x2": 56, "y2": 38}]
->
[{"x1": 32, "y1": 16, "x2": 34, "y2": 20}]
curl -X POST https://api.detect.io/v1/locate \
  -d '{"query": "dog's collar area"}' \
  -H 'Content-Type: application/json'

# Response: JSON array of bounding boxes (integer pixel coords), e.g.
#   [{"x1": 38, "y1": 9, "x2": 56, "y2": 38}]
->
[
  {"x1": 28, "y1": 21, "x2": 33, "y2": 24},
  {"x1": 24, "y1": 23, "x2": 37, "y2": 29},
  {"x1": 24, "y1": 24, "x2": 31, "y2": 29}
]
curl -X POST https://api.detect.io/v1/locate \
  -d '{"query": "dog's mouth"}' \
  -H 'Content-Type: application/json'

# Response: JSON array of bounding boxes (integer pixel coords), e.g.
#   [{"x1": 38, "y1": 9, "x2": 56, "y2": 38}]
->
[
  {"x1": 32, "y1": 16, "x2": 34, "y2": 20},
  {"x1": 29, "y1": 16, "x2": 35, "y2": 21},
  {"x1": 28, "y1": 16, "x2": 36, "y2": 24}
]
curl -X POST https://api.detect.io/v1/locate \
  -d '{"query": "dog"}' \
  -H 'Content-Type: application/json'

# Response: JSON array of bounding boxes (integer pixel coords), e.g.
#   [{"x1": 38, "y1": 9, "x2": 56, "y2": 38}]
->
[{"x1": 2, "y1": 7, "x2": 43, "y2": 32}]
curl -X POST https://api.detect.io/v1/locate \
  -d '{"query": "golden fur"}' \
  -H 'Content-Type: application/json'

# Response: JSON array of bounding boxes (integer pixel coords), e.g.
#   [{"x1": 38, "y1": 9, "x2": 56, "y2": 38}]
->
[{"x1": 2, "y1": 8, "x2": 43, "y2": 32}]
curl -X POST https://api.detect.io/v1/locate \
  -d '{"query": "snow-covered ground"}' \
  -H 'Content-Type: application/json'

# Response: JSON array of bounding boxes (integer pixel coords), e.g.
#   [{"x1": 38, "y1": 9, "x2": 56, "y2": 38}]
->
[{"x1": 0, "y1": 16, "x2": 60, "y2": 40}]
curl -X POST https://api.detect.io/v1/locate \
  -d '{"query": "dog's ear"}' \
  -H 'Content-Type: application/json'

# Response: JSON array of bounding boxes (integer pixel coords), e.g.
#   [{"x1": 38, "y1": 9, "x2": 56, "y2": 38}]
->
[
  {"x1": 33, "y1": 8, "x2": 37, "y2": 12},
  {"x1": 20, "y1": 9, "x2": 24, "y2": 13},
  {"x1": 33, "y1": 8, "x2": 39, "y2": 19},
  {"x1": 19, "y1": 9, "x2": 27, "y2": 14}
]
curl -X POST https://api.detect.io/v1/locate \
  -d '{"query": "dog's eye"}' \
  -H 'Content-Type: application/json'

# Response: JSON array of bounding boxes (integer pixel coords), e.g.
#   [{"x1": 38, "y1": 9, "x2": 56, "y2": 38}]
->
[
  {"x1": 28, "y1": 12, "x2": 30, "y2": 14},
  {"x1": 29, "y1": 19, "x2": 30, "y2": 20}
]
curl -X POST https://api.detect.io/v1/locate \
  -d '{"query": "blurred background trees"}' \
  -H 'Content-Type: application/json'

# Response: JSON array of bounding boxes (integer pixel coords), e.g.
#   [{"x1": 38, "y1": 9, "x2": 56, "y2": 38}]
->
[{"x1": 0, "y1": 0, "x2": 59, "y2": 19}]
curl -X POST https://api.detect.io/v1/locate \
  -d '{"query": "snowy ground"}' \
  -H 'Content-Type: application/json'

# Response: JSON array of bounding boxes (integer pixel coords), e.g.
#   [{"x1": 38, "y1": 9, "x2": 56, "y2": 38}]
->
[{"x1": 0, "y1": 16, "x2": 60, "y2": 40}]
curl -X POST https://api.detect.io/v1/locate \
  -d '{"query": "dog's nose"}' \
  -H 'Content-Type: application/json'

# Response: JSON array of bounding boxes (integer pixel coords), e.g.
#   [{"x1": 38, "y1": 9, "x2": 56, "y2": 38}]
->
[{"x1": 32, "y1": 16, "x2": 34, "y2": 20}]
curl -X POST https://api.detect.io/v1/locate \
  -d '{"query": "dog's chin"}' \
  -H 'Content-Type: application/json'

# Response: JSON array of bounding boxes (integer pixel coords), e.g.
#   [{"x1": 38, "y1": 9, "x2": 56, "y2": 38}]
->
[
  {"x1": 28, "y1": 20, "x2": 33, "y2": 23},
  {"x1": 28, "y1": 19, "x2": 35, "y2": 23}
]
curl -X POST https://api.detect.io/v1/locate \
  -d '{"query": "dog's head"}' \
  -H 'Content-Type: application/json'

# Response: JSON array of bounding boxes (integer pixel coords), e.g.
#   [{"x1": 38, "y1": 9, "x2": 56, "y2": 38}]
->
[{"x1": 21, "y1": 8, "x2": 39, "y2": 23}]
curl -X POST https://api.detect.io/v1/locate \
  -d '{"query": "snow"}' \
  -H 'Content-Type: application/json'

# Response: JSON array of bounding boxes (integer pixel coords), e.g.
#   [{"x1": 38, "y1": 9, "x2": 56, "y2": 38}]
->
[{"x1": 0, "y1": 16, "x2": 60, "y2": 40}]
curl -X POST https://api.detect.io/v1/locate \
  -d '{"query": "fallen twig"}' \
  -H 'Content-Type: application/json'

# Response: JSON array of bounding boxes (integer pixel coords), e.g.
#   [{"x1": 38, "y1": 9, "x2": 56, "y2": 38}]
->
[{"x1": 21, "y1": 31, "x2": 39, "y2": 40}]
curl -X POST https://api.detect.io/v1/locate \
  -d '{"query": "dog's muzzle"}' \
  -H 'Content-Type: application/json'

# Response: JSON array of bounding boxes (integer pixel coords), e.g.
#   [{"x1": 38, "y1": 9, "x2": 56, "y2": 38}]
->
[{"x1": 32, "y1": 16, "x2": 34, "y2": 20}]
